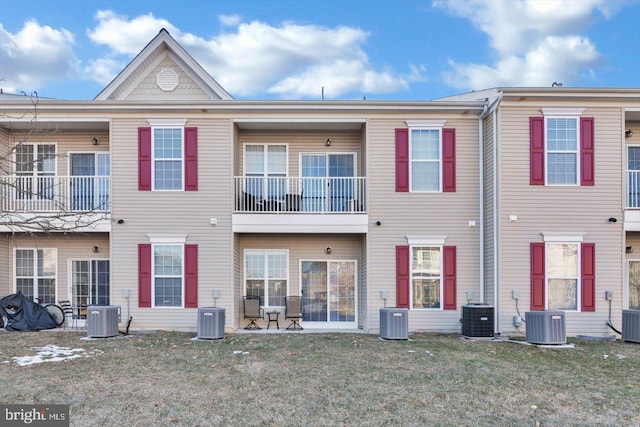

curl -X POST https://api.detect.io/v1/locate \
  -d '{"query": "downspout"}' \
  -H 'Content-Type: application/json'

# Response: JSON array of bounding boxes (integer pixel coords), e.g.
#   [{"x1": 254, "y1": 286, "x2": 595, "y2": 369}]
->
[
  {"x1": 491, "y1": 95, "x2": 502, "y2": 334},
  {"x1": 478, "y1": 104, "x2": 488, "y2": 304}
]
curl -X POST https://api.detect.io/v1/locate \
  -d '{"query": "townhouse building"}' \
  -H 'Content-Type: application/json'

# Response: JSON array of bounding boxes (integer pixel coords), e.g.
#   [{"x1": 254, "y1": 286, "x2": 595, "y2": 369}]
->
[{"x1": 1, "y1": 29, "x2": 639, "y2": 336}]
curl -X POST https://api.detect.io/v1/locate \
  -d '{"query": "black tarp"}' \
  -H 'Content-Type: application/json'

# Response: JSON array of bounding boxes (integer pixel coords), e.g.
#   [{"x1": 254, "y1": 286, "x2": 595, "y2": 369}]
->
[{"x1": 0, "y1": 292, "x2": 58, "y2": 331}]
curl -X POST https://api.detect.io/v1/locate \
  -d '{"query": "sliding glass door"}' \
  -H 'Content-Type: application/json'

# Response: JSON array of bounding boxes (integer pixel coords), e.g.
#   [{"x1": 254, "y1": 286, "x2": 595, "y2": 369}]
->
[{"x1": 301, "y1": 260, "x2": 356, "y2": 327}]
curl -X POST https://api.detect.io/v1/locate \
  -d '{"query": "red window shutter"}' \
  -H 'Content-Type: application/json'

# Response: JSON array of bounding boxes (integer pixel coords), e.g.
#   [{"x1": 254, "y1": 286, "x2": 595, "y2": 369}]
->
[
  {"x1": 184, "y1": 244, "x2": 198, "y2": 308},
  {"x1": 138, "y1": 244, "x2": 152, "y2": 307},
  {"x1": 530, "y1": 117, "x2": 545, "y2": 186},
  {"x1": 580, "y1": 117, "x2": 595, "y2": 186},
  {"x1": 138, "y1": 127, "x2": 152, "y2": 191},
  {"x1": 581, "y1": 243, "x2": 596, "y2": 312},
  {"x1": 184, "y1": 127, "x2": 198, "y2": 191},
  {"x1": 443, "y1": 246, "x2": 457, "y2": 310},
  {"x1": 442, "y1": 129, "x2": 456, "y2": 192},
  {"x1": 396, "y1": 246, "x2": 410, "y2": 308},
  {"x1": 530, "y1": 243, "x2": 545, "y2": 311},
  {"x1": 395, "y1": 129, "x2": 409, "y2": 192}
]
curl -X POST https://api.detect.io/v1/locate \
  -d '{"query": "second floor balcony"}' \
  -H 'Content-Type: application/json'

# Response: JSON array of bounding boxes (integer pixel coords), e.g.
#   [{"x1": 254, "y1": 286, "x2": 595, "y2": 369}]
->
[
  {"x1": 234, "y1": 176, "x2": 366, "y2": 213},
  {"x1": 232, "y1": 176, "x2": 368, "y2": 233},
  {"x1": 0, "y1": 175, "x2": 110, "y2": 213}
]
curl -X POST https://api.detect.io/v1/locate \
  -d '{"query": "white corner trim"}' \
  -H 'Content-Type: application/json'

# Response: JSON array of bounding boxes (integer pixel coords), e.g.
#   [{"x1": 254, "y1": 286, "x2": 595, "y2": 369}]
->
[
  {"x1": 405, "y1": 120, "x2": 447, "y2": 128},
  {"x1": 147, "y1": 119, "x2": 187, "y2": 127},
  {"x1": 540, "y1": 108, "x2": 585, "y2": 116},
  {"x1": 406, "y1": 235, "x2": 447, "y2": 245},
  {"x1": 541, "y1": 232, "x2": 586, "y2": 242},
  {"x1": 147, "y1": 234, "x2": 188, "y2": 243}
]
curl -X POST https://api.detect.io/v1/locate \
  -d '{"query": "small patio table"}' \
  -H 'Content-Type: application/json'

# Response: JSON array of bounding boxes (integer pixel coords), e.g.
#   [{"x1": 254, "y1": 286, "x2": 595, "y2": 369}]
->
[{"x1": 266, "y1": 311, "x2": 280, "y2": 329}]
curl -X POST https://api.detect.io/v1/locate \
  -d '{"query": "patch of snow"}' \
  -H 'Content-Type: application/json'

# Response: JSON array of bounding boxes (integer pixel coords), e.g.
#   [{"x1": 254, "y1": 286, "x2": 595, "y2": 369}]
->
[{"x1": 11, "y1": 345, "x2": 102, "y2": 366}]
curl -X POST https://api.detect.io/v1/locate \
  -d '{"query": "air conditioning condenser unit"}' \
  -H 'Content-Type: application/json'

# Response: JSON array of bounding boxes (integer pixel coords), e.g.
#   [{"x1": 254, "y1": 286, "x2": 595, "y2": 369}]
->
[
  {"x1": 461, "y1": 304, "x2": 494, "y2": 338},
  {"x1": 622, "y1": 309, "x2": 640, "y2": 343},
  {"x1": 380, "y1": 308, "x2": 408, "y2": 340},
  {"x1": 525, "y1": 311, "x2": 566, "y2": 344},
  {"x1": 197, "y1": 307, "x2": 225, "y2": 340},
  {"x1": 87, "y1": 306, "x2": 120, "y2": 338}
]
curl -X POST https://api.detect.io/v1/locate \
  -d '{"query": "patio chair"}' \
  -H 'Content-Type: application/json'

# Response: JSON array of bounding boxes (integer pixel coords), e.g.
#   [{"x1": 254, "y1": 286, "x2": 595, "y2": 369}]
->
[
  {"x1": 285, "y1": 296, "x2": 303, "y2": 330},
  {"x1": 243, "y1": 296, "x2": 263, "y2": 330},
  {"x1": 59, "y1": 300, "x2": 75, "y2": 329}
]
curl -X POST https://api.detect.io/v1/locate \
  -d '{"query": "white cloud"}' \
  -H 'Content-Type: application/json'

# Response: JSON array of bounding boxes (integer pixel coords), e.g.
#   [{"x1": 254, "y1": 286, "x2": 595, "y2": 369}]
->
[
  {"x1": 85, "y1": 11, "x2": 420, "y2": 99},
  {"x1": 0, "y1": 20, "x2": 79, "y2": 93},
  {"x1": 88, "y1": 10, "x2": 177, "y2": 55},
  {"x1": 434, "y1": 0, "x2": 613, "y2": 90},
  {"x1": 219, "y1": 14, "x2": 241, "y2": 27}
]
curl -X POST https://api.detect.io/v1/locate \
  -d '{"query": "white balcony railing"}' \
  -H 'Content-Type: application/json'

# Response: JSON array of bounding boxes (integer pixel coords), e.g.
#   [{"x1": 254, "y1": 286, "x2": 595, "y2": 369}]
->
[
  {"x1": 629, "y1": 171, "x2": 640, "y2": 208},
  {"x1": 0, "y1": 175, "x2": 110, "y2": 212},
  {"x1": 234, "y1": 176, "x2": 366, "y2": 213}
]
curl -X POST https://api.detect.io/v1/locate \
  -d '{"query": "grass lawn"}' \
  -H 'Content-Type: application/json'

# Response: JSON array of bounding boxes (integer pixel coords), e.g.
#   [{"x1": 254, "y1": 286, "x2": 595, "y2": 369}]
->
[{"x1": 1, "y1": 330, "x2": 639, "y2": 426}]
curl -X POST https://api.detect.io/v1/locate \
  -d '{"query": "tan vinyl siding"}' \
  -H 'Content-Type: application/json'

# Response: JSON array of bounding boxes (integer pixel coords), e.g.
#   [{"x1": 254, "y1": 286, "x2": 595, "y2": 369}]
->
[
  {"x1": 7, "y1": 233, "x2": 110, "y2": 301},
  {"x1": 236, "y1": 233, "x2": 363, "y2": 328},
  {"x1": 237, "y1": 130, "x2": 363, "y2": 177},
  {"x1": 127, "y1": 56, "x2": 211, "y2": 101},
  {"x1": 366, "y1": 116, "x2": 481, "y2": 333},
  {"x1": 0, "y1": 237, "x2": 12, "y2": 295},
  {"x1": 109, "y1": 116, "x2": 235, "y2": 331},
  {"x1": 497, "y1": 105, "x2": 624, "y2": 336}
]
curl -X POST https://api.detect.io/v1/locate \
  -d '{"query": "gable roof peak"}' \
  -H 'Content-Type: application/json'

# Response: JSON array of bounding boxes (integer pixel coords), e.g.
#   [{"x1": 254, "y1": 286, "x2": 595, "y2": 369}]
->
[{"x1": 94, "y1": 28, "x2": 233, "y2": 101}]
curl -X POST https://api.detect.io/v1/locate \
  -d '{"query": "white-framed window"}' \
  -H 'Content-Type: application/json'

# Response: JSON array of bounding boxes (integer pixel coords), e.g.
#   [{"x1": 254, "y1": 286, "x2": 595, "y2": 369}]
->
[
  {"x1": 244, "y1": 250, "x2": 288, "y2": 307},
  {"x1": 15, "y1": 248, "x2": 57, "y2": 304},
  {"x1": 244, "y1": 144, "x2": 287, "y2": 200},
  {"x1": 14, "y1": 143, "x2": 56, "y2": 200},
  {"x1": 153, "y1": 127, "x2": 183, "y2": 190},
  {"x1": 410, "y1": 246, "x2": 442, "y2": 309},
  {"x1": 545, "y1": 116, "x2": 579, "y2": 185},
  {"x1": 410, "y1": 128, "x2": 441, "y2": 192},
  {"x1": 153, "y1": 244, "x2": 183, "y2": 307},
  {"x1": 546, "y1": 242, "x2": 580, "y2": 310}
]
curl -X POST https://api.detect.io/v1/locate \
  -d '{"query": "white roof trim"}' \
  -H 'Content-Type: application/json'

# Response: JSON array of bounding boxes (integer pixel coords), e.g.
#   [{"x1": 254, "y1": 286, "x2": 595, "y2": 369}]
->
[
  {"x1": 540, "y1": 108, "x2": 585, "y2": 116},
  {"x1": 405, "y1": 120, "x2": 447, "y2": 128},
  {"x1": 95, "y1": 29, "x2": 233, "y2": 101},
  {"x1": 147, "y1": 119, "x2": 187, "y2": 127},
  {"x1": 148, "y1": 234, "x2": 188, "y2": 243},
  {"x1": 406, "y1": 236, "x2": 447, "y2": 245},
  {"x1": 541, "y1": 232, "x2": 585, "y2": 242}
]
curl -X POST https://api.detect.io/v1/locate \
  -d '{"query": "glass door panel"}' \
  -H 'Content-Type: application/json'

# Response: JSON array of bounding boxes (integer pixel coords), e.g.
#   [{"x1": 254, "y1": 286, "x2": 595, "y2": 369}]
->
[
  {"x1": 301, "y1": 261, "x2": 327, "y2": 321},
  {"x1": 301, "y1": 260, "x2": 356, "y2": 325},
  {"x1": 629, "y1": 261, "x2": 640, "y2": 310},
  {"x1": 301, "y1": 154, "x2": 354, "y2": 212}
]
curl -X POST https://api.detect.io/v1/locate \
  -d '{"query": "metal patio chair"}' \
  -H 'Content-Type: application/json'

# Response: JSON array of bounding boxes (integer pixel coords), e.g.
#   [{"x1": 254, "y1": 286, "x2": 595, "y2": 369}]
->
[
  {"x1": 285, "y1": 296, "x2": 303, "y2": 330},
  {"x1": 243, "y1": 296, "x2": 263, "y2": 330}
]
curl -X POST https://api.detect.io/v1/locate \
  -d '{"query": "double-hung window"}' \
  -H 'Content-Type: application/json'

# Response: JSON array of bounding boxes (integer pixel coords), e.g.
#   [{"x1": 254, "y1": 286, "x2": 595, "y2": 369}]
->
[
  {"x1": 153, "y1": 244, "x2": 183, "y2": 307},
  {"x1": 153, "y1": 127, "x2": 183, "y2": 190},
  {"x1": 245, "y1": 250, "x2": 288, "y2": 307},
  {"x1": 15, "y1": 248, "x2": 57, "y2": 304},
  {"x1": 530, "y1": 110, "x2": 594, "y2": 186},
  {"x1": 138, "y1": 122, "x2": 198, "y2": 192},
  {"x1": 244, "y1": 144, "x2": 287, "y2": 200},
  {"x1": 546, "y1": 117, "x2": 578, "y2": 185},
  {"x1": 530, "y1": 237, "x2": 595, "y2": 312},
  {"x1": 411, "y1": 246, "x2": 442, "y2": 309},
  {"x1": 410, "y1": 129, "x2": 441, "y2": 192},
  {"x1": 138, "y1": 239, "x2": 198, "y2": 308},
  {"x1": 546, "y1": 243, "x2": 579, "y2": 310},
  {"x1": 395, "y1": 122, "x2": 455, "y2": 193},
  {"x1": 15, "y1": 143, "x2": 56, "y2": 201}
]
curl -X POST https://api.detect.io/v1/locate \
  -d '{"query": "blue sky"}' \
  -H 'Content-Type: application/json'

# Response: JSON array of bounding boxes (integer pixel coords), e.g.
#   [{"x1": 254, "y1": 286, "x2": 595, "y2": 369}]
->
[{"x1": 1, "y1": 0, "x2": 639, "y2": 101}]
